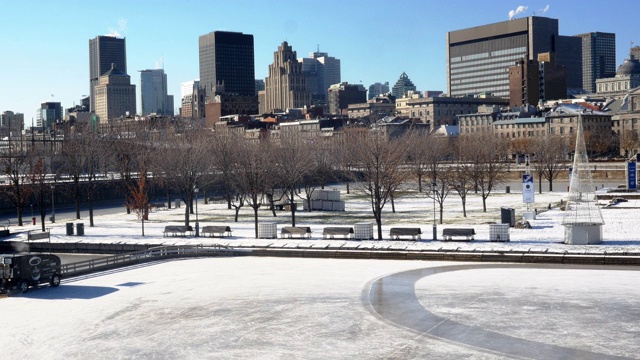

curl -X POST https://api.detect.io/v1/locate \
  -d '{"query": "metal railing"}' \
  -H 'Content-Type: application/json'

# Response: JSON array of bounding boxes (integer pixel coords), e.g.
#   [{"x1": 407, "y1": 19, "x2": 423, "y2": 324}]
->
[{"x1": 60, "y1": 244, "x2": 239, "y2": 278}]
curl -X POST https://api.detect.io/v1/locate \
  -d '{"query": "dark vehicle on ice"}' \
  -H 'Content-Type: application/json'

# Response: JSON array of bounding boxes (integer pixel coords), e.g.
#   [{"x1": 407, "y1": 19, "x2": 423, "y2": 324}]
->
[{"x1": 0, "y1": 253, "x2": 62, "y2": 294}]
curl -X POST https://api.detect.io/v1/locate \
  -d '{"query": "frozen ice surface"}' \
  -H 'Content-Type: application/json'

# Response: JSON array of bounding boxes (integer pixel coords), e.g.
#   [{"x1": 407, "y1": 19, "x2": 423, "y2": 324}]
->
[{"x1": 2, "y1": 257, "x2": 639, "y2": 359}]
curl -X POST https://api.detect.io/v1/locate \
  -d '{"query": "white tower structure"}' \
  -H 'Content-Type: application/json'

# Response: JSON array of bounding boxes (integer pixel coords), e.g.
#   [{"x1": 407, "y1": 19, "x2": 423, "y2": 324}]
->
[{"x1": 562, "y1": 113, "x2": 604, "y2": 244}]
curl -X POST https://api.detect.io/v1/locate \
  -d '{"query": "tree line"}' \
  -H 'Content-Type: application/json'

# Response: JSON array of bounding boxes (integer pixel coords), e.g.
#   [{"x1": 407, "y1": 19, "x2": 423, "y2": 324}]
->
[{"x1": 0, "y1": 120, "x2": 570, "y2": 238}]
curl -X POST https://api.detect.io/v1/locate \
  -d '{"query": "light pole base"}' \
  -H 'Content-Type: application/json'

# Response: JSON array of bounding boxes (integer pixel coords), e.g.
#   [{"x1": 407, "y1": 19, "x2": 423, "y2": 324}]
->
[
  {"x1": 195, "y1": 222, "x2": 199, "y2": 237},
  {"x1": 433, "y1": 224, "x2": 437, "y2": 241}
]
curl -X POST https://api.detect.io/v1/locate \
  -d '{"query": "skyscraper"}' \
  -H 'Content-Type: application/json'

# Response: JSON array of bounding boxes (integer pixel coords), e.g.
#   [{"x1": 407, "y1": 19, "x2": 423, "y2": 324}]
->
[
  {"x1": 576, "y1": 32, "x2": 616, "y2": 93},
  {"x1": 37, "y1": 102, "x2": 62, "y2": 129},
  {"x1": 368, "y1": 82, "x2": 389, "y2": 100},
  {"x1": 94, "y1": 64, "x2": 136, "y2": 123},
  {"x1": 264, "y1": 42, "x2": 312, "y2": 113},
  {"x1": 140, "y1": 69, "x2": 171, "y2": 116},
  {"x1": 446, "y1": 16, "x2": 581, "y2": 98},
  {"x1": 301, "y1": 50, "x2": 341, "y2": 106},
  {"x1": 391, "y1": 72, "x2": 416, "y2": 99},
  {"x1": 198, "y1": 31, "x2": 255, "y2": 96},
  {"x1": 89, "y1": 36, "x2": 127, "y2": 112}
]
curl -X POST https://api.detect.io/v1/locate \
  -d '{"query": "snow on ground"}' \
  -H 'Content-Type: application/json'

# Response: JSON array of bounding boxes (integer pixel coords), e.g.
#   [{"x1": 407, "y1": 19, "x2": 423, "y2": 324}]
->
[
  {"x1": 3, "y1": 186, "x2": 640, "y2": 359},
  {"x1": 5, "y1": 184, "x2": 640, "y2": 255}
]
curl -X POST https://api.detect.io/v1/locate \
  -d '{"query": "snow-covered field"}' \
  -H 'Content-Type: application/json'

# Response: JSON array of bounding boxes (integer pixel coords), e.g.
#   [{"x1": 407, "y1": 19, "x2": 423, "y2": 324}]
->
[{"x1": 6, "y1": 184, "x2": 640, "y2": 254}]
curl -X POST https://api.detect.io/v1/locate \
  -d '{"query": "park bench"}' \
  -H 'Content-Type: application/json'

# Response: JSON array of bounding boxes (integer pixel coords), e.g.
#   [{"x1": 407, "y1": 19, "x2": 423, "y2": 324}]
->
[
  {"x1": 442, "y1": 228, "x2": 476, "y2": 241},
  {"x1": 280, "y1": 226, "x2": 311, "y2": 239},
  {"x1": 201, "y1": 226, "x2": 232, "y2": 237},
  {"x1": 322, "y1": 227, "x2": 354, "y2": 239},
  {"x1": 389, "y1": 227, "x2": 422, "y2": 240},
  {"x1": 149, "y1": 203, "x2": 167, "y2": 211},
  {"x1": 28, "y1": 229, "x2": 50, "y2": 241},
  {"x1": 163, "y1": 225, "x2": 192, "y2": 237}
]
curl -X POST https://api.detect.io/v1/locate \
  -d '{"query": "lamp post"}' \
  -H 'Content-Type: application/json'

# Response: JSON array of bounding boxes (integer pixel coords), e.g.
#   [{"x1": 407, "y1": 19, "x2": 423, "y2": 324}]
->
[
  {"x1": 432, "y1": 182, "x2": 437, "y2": 241},
  {"x1": 194, "y1": 185, "x2": 199, "y2": 237},
  {"x1": 51, "y1": 184, "x2": 55, "y2": 223}
]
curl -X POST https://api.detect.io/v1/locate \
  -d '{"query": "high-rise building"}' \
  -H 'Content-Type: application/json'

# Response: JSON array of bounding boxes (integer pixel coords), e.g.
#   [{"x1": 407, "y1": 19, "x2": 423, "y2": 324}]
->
[
  {"x1": 368, "y1": 82, "x2": 389, "y2": 100},
  {"x1": 89, "y1": 36, "x2": 127, "y2": 112},
  {"x1": 94, "y1": 64, "x2": 136, "y2": 123},
  {"x1": 446, "y1": 16, "x2": 581, "y2": 98},
  {"x1": 180, "y1": 80, "x2": 203, "y2": 119},
  {"x1": 198, "y1": 31, "x2": 255, "y2": 96},
  {"x1": 140, "y1": 69, "x2": 171, "y2": 116},
  {"x1": 0, "y1": 111, "x2": 24, "y2": 136},
  {"x1": 255, "y1": 79, "x2": 265, "y2": 94},
  {"x1": 576, "y1": 32, "x2": 616, "y2": 93},
  {"x1": 264, "y1": 41, "x2": 312, "y2": 113},
  {"x1": 328, "y1": 82, "x2": 367, "y2": 115},
  {"x1": 37, "y1": 102, "x2": 62, "y2": 129},
  {"x1": 391, "y1": 72, "x2": 416, "y2": 99},
  {"x1": 508, "y1": 54, "x2": 567, "y2": 107},
  {"x1": 300, "y1": 50, "x2": 341, "y2": 107}
]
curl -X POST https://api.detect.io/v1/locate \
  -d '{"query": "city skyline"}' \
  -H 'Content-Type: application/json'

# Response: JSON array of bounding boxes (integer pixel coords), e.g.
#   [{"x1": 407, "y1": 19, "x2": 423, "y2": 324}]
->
[{"x1": 1, "y1": 0, "x2": 637, "y2": 124}]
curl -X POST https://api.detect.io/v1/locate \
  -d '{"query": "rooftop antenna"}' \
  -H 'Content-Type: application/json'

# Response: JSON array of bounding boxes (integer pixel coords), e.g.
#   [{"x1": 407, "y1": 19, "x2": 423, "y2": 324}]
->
[{"x1": 317, "y1": 44, "x2": 319, "y2": 52}]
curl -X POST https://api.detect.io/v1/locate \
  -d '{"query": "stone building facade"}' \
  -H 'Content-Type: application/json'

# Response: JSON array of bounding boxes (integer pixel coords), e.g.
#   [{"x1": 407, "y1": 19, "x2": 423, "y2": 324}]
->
[
  {"x1": 94, "y1": 64, "x2": 136, "y2": 123},
  {"x1": 264, "y1": 42, "x2": 312, "y2": 113}
]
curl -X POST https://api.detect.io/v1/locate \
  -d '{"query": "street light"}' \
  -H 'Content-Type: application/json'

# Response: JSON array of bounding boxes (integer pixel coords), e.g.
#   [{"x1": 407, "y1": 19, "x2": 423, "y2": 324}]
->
[
  {"x1": 432, "y1": 182, "x2": 437, "y2": 241},
  {"x1": 51, "y1": 184, "x2": 56, "y2": 223},
  {"x1": 194, "y1": 185, "x2": 199, "y2": 237}
]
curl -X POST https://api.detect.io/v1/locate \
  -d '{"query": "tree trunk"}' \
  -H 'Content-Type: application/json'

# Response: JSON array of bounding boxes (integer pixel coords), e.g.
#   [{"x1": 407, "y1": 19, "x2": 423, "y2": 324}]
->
[
  {"x1": 75, "y1": 184, "x2": 81, "y2": 219},
  {"x1": 88, "y1": 190, "x2": 94, "y2": 227},
  {"x1": 289, "y1": 189, "x2": 296, "y2": 227},
  {"x1": 462, "y1": 197, "x2": 467, "y2": 218},
  {"x1": 141, "y1": 218, "x2": 145, "y2": 236},
  {"x1": 16, "y1": 206, "x2": 23, "y2": 227},
  {"x1": 253, "y1": 206, "x2": 259, "y2": 238},
  {"x1": 391, "y1": 194, "x2": 396, "y2": 213},
  {"x1": 539, "y1": 174, "x2": 543, "y2": 194},
  {"x1": 183, "y1": 201, "x2": 191, "y2": 226}
]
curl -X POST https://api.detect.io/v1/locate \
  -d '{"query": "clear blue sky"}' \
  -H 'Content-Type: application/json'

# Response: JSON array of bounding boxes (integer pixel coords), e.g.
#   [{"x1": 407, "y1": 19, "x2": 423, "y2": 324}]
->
[{"x1": 1, "y1": 0, "x2": 637, "y2": 124}]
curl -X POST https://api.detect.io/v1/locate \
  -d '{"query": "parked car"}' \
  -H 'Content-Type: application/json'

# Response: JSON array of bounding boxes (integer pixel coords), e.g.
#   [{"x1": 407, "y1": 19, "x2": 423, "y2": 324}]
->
[{"x1": 0, "y1": 253, "x2": 61, "y2": 294}]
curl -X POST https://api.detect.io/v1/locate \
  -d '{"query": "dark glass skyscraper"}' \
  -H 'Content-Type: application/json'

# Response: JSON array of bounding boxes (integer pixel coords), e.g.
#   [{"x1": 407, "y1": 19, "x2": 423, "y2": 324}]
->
[
  {"x1": 198, "y1": 31, "x2": 255, "y2": 96},
  {"x1": 89, "y1": 36, "x2": 127, "y2": 112},
  {"x1": 576, "y1": 32, "x2": 616, "y2": 93},
  {"x1": 447, "y1": 16, "x2": 581, "y2": 98}
]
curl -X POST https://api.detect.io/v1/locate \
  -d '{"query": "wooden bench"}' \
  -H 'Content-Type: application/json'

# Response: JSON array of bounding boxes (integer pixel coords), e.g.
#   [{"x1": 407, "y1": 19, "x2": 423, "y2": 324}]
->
[
  {"x1": 201, "y1": 226, "x2": 232, "y2": 237},
  {"x1": 389, "y1": 227, "x2": 422, "y2": 240},
  {"x1": 163, "y1": 225, "x2": 192, "y2": 237},
  {"x1": 322, "y1": 227, "x2": 354, "y2": 239},
  {"x1": 149, "y1": 203, "x2": 167, "y2": 211},
  {"x1": 280, "y1": 226, "x2": 311, "y2": 238},
  {"x1": 28, "y1": 229, "x2": 50, "y2": 241},
  {"x1": 442, "y1": 228, "x2": 475, "y2": 241}
]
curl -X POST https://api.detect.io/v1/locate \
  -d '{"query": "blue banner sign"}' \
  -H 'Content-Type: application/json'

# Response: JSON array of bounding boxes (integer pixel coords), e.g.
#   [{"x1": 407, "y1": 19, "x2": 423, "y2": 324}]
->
[{"x1": 628, "y1": 162, "x2": 637, "y2": 190}]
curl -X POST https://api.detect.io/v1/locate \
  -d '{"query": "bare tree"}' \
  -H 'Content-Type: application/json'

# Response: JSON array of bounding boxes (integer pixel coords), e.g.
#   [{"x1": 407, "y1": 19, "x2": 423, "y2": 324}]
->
[
  {"x1": 464, "y1": 133, "x2": 509, "y2": 212},
  {"x1": 152, "y1": 125, "x2": 213, "y2": 227},
  {"x1": 127, "y1": 170, "x2": 149, "y2": 236},
  {"x1": 531, "y1": 134, "x2": 568, "y2": 192},
  {"x1": 230, "y1": 138, "x2": 275, "y2": 238},
  {"x1": 59, "y1": 128, "x2": 87, "y2": 220},
  {"x1": 450, "y1": 137, "x2": 476, "y2": 217},
  {"x1": 0, "y1": 135, "x2": 32, "y2": 226},
  {"x1": 406, "y1": 131, "x2": 444, "y2": 192},
  {"x1": 272, "y1": 132, "x2": 314, "y2": 226},
  {"x1": 347, "y1": 130, "x2": 410, "y2": 240},
  {"x1": 620, "y1": 129, "x2": 639, "y2": 157}
]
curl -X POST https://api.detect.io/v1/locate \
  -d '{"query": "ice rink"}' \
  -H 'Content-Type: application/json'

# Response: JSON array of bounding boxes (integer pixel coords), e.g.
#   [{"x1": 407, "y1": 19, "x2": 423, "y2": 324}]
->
[{"x1": 2, "y1": 257, "x2": 639, "y2": 359}]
